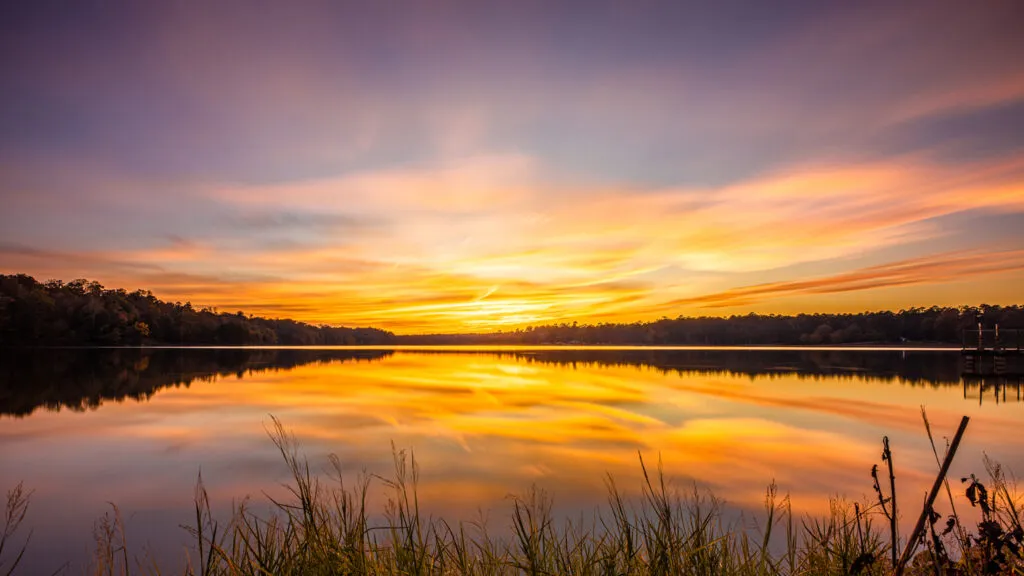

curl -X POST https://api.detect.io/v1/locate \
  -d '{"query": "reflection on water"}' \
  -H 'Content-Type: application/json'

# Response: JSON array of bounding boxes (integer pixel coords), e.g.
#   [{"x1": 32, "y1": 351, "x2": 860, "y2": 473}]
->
[
  {"x1": 0, "y1": 347, "x2": 1000, "y2": 418},
  {"x1": 1, "y1": 347, "x2": 1022, "y2": 573},
  {"x1": 0, "y1": 348, "x2": 395, "y2": 417}
]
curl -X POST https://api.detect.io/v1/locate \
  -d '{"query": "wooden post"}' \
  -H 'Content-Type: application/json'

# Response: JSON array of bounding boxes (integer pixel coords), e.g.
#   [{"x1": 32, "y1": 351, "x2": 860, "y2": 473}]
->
[{"x1": 894, "y1": 416, "x2": 970, "y2": 575}]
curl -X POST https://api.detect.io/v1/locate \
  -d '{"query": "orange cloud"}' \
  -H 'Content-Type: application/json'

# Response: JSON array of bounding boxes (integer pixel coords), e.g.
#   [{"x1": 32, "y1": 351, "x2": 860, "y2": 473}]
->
[
  {"x1": 668, "y1": 249, "x2": 1024, "y2": 309},
  {"x1": 3, "y1": 151, "x2": 1023, "y2": 332}
]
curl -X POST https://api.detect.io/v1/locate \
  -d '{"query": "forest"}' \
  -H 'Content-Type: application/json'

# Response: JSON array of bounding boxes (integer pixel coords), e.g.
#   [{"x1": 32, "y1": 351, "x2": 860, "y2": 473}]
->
[
  {"x1": 2, "y1": 273, "x2": 1022, "y2": 346},
  {"x1": 0, "y1": 274, "x2": 396, "y2": 346},
  {"x1": 397, "y1": 306, "x2": 1024, "y2": 345}
]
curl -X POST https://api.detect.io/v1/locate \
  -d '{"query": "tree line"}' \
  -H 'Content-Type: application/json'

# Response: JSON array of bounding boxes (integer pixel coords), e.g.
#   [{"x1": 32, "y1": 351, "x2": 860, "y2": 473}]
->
[
  {"x1": 397, "y1": 306, "x2": 1024, "y2": 345},
  {"x1": 2, "y1": 273, "x2": 1021, "y2": 346},
  {"x1": 0, "y1": 274, "x2": 396, "y2": 346}
]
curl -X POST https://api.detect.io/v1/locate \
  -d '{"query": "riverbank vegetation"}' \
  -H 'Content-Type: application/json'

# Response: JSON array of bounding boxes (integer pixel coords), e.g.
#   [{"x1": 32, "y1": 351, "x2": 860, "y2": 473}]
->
[
  {"x1": 399, "y1": 306, "x2": 1024, "y2": 346},
  {"x1": 2, "y1": 274, "x2": 1022, "y2": 346},
  {"x1": 2, "y1": 417, "x2": 1021, "y2": 575},
  {"x1": 0, "y1": 274, "x2": 395, "y2": 346}
]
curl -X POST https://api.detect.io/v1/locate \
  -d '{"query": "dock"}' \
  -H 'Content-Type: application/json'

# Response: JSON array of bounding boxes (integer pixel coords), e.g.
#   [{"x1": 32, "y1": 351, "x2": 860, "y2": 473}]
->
[{"x1": 962, "y1": 328, "x2": 1024, "y2": 376}]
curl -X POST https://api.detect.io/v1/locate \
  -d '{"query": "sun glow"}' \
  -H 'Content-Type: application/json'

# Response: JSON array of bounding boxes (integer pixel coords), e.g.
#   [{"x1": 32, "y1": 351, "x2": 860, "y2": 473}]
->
[
  {"x1": 5, "y1": 153, "x2": 1021, "y2": 332},
  {"x1": 3, "y1": 2, "x2": 1024, "y2": 332}
]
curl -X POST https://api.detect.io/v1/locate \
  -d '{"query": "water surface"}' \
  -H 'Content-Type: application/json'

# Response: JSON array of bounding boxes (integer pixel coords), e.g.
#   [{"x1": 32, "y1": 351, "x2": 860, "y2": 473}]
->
[{"x1": 1, "y1": 347, "x2": 1021, "y2": 573}]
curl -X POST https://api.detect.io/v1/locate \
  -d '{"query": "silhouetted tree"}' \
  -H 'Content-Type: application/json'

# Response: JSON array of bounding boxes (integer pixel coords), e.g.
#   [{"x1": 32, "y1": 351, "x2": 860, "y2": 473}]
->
[
  {"x1": 0, "y1": 274, "x2": 396, "y2": 346},
  {"x1": 397, "y1": 306, "x2": 1023, "y2": 345},
  {"x1": 3, "y1": 273, "x2": 1021, "y2": 347}
]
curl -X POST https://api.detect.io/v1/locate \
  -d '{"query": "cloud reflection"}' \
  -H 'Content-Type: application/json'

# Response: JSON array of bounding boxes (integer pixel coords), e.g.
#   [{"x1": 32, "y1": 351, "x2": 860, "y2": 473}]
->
[{"x1": 2, "y1": 349, "x2": 1022, "y2": 571}]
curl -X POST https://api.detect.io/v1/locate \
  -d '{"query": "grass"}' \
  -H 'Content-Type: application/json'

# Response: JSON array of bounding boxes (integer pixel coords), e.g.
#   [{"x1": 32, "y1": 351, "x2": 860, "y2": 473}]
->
[
  {"x1": 3, "y1": 414, "x2": 1023, "y2": 575},
  {"x1": 0, "y1": 483, "x2": 30, "y2": 576}
]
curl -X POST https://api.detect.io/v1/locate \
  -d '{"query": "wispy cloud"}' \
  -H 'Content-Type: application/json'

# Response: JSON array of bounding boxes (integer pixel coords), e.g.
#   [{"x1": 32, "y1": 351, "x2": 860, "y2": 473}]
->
[
  {"x1": 2, "y1": 1, "x2": 1024, "y2": 331},
  {"x1": 668, "y1": 249, "x2": 1024, "y2": 309},
  {"x1": 3, "y1": 149, "x2": 1022, "y2": 331}
]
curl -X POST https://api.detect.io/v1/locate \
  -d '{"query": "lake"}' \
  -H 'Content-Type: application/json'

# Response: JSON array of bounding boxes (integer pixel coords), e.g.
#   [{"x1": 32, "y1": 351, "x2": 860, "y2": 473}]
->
[{"x1": 1, "y1": 347, "x2": 1021, "y2": 573}]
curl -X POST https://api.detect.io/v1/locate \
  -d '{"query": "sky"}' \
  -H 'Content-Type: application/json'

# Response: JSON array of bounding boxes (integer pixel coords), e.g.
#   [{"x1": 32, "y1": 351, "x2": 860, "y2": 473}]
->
[{"x1": 1, "y1": 0, "x2": 1023, "y2": 333}]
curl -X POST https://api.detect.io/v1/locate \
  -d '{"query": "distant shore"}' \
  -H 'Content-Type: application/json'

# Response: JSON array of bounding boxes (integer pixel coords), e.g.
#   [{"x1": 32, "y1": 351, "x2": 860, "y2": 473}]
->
[
  {"x1": 3, "y1": 273, "x2": 1020, "y2": 348},
  {"x1": 1, "y1": 343, "x2": 964, "y2": 352}
]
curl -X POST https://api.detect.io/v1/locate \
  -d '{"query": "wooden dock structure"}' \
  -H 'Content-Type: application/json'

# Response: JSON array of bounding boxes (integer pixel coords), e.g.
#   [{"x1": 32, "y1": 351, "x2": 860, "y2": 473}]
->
[{"x1": 962, "y1": 328, "x2": 1024, "y2": 376}]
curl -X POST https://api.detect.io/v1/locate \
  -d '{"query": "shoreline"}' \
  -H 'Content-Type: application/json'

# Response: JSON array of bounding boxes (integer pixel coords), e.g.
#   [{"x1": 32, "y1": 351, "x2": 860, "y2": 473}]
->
[{"x1": 0, "y1": 343, "x2": 964, "y2": 352}]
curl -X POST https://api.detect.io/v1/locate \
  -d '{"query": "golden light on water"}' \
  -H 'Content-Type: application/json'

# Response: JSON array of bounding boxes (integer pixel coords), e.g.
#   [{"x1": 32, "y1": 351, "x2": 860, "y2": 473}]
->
[
  {"x1": 4, "y1": 351, "x2": 1021, "y2": 527},
  {"x1": 3, "y1": 3, "x2": 1024, "y2": 572}
]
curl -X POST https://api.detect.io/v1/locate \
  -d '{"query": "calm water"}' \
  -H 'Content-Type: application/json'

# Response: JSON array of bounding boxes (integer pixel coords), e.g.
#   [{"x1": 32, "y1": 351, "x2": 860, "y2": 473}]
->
[{"x1": 1, "y1": 347, "x2": 1022, "y2": 573}]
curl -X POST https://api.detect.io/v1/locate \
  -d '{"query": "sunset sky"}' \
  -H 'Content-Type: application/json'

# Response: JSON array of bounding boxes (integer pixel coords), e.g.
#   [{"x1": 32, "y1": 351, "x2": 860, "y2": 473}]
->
[{"x1": 2, "y1": 1, "x2": 1023, "y2": 333}]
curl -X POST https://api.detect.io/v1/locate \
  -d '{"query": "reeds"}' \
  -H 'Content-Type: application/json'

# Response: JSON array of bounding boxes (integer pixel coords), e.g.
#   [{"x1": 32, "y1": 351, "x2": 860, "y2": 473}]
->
[
  {"x1": 144, "y1": 417, "x2": 893, "y2": 576},
  {"x1": 899, "y1": 412, "x2": 1024, "y2": 575},
  {"x1": 0, "y1": 482, "x2": 30, "y2": 576},
  {"x1": 6, "y1": 414, "x2": 1023, "y2": 575}
]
